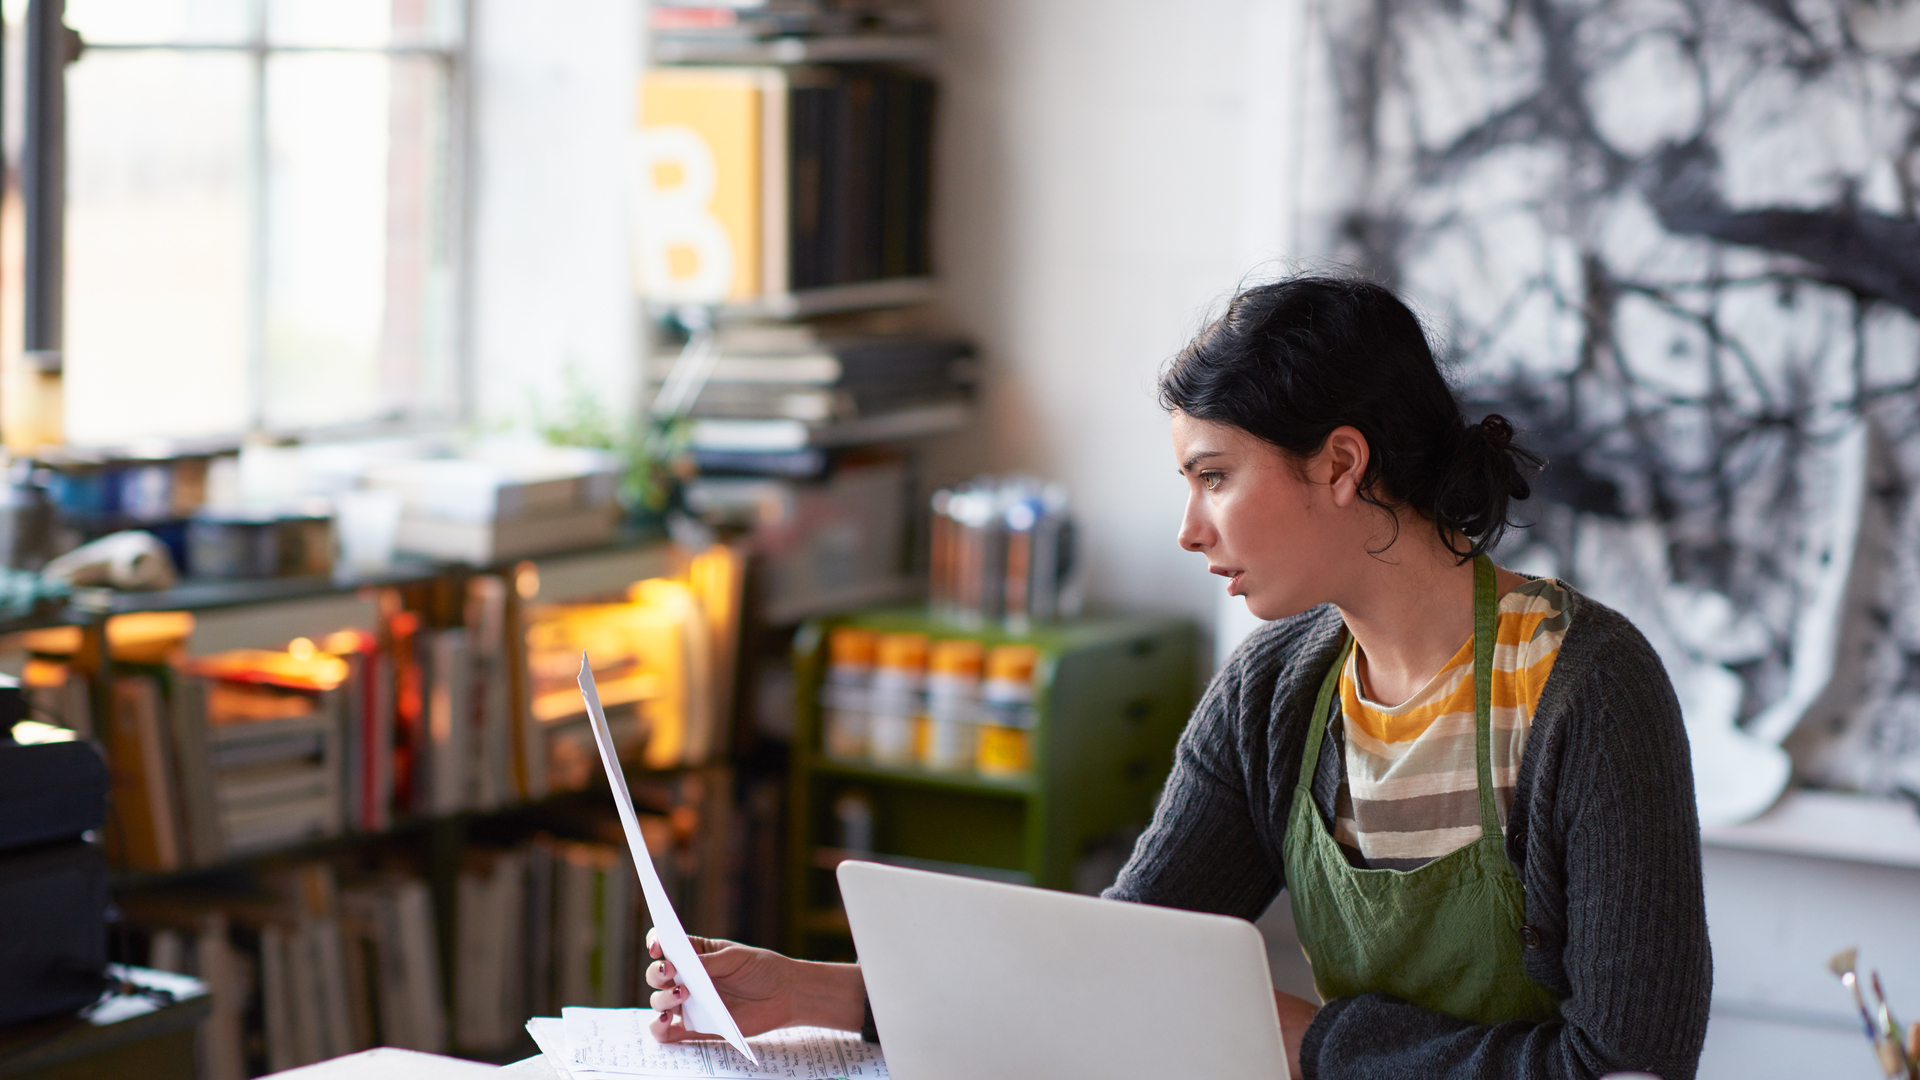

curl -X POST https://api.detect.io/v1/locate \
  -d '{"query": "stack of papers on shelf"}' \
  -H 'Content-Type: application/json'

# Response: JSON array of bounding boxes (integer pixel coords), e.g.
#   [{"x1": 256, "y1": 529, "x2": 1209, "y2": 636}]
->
[
  {"x1": 362, "y1": 444, "x2": 622, "y2": 565},
  {"x1": 519, "y1": 1009, "x2": 888, "y2": 1079}
]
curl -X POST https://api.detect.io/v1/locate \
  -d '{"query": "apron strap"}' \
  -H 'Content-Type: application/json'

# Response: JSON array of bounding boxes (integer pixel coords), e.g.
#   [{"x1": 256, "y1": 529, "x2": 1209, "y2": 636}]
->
[
  {"x1": 1472, "y1": 554, "x2": 1501, "y2": 838},
  {"x1": 1297, "y1": 633, "x2": 1352, "y2": 792}
]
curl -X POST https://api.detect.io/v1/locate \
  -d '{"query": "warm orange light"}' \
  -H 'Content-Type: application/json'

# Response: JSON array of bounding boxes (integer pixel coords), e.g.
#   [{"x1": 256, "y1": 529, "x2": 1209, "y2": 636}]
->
[
  {"x1": 19, "y1": 626, "x2": 82, "y2": 656},
  {"x1": 321, "y1": 629, "x2": 366, "y2": 655},
  {"x1": 21, "y1": 657, "x2": 69, "y2": 688},
  {"x1": 288, "y1": 637, "x2": 317, "y2": 662},
  {"x1": 107, "y1": 612, "x2": 195, "y2": 663},
  {"x1": 186, "y1": 647, "x2": 349, "y2": 692}
]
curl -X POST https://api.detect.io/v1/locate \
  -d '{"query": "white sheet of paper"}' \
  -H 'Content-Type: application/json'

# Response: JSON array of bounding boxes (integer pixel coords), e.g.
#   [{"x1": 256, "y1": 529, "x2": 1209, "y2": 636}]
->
[
  {"x1": 527, "y1": 1018, "x2": 578, "y2": 1079},
  {"x1": 578, "y1": 655, "x2": 756, "y2": 1061},
  {"x1": 559, "y1": 1008, "x2": 888, "y2": 1080}
]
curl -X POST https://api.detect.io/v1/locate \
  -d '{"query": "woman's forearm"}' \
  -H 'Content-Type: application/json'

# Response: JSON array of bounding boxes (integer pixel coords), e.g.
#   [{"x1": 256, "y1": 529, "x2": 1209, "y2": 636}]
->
[{"x1": 786, "y1": 959, "x2": 866, "y2": 1032}]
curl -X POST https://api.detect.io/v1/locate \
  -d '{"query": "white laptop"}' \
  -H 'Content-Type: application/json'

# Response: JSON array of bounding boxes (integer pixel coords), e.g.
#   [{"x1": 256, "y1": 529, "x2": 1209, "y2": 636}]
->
[{"x1": 837, "y1": 860, "x2": 1290, "y2": 1080}]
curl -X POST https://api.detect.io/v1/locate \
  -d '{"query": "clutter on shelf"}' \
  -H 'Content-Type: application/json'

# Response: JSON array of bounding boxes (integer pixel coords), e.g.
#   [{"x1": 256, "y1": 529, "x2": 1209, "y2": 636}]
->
[
  {"x1": 687, "y1": 457, "x2": 914, "y2": 624},
  {"x1": 0, "y1": 544, "x2": 742, "y2": 874},
  {"x1": 786, "y1": 608, "x2": 1200, "y2": 957},
  {"x1": 930, "y1": 475, "x2": 1077, "y2": 632},
  {"x1": 0, "y1": 434, "x2": 662, "y2": 595},
  {"x1": 118, "y1": 835, "x2": 654, "y2": 1074},
  {"x1": 655, "y1": 323, "x2": 977, "y2": 461},
  {"x1": 820, "y1": 625, "x2": 1039, "y2": 779}
]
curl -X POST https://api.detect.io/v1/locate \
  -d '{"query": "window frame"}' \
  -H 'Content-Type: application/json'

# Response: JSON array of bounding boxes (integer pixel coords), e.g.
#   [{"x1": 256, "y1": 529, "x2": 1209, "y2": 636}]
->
[{"x1": 21, "y1": 0, "x2": 476, "y2": 447}]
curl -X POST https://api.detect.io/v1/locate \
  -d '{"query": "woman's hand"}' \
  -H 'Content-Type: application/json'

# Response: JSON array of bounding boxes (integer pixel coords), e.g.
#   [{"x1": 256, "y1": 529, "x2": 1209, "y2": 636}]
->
[
  {"x1": 1274, "y1": 989, "x2": 1319, "y2": 1078},
  {"x1": 644, "y1": 931, "x2": 865, "y2": 1043}
]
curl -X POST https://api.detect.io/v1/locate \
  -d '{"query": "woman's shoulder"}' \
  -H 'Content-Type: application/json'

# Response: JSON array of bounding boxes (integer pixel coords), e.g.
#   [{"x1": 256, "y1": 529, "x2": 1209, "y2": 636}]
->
[
  {"x1": 1548, "y1": 583, "x2": 1672, "y2": 692},
  {"x1": 1209, "y1": 604, "x2": 1347, "y2": 716},
  {"x1": 1525, "y1": 580, "x2": 1688, "y2": 770}
]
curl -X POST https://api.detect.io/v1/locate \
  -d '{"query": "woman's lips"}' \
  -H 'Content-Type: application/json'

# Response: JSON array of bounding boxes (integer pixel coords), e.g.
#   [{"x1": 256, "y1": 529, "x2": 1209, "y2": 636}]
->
[{"x1": 1211, "y1": 567, "x2": 1245, "y2": 596}]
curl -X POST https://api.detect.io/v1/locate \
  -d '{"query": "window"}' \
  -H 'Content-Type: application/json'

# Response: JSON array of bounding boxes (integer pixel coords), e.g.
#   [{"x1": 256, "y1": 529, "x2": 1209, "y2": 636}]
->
[{"x1": 37, "y1": 0, "x2": 466, "y2": 446}]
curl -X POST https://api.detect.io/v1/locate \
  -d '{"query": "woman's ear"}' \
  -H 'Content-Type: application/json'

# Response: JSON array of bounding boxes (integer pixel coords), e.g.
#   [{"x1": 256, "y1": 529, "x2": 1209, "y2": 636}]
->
[{"x1": 1319, "y1": 426, "x2": 1370, "y2": 506}]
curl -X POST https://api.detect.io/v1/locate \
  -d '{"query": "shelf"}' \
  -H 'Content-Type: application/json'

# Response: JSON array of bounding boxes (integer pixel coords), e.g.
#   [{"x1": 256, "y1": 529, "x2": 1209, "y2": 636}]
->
[
  {"x1": 89, "y1": 561, "x2": 442, "y2": 617},
  {"x1": 110, "y1": 779, "x2": 694, "y2": 890},
  {"x1": 25, "y1": 532, "x2": 677, "y2": 628},
  {"x1": 652, "y1": 34, "x2": 938, "y2": 66},
  {"x1": 807, "y1": 754, "x2": 1035, "y2": 798},
  {"x1": 650, "y1": 277, "x2": 937, "y2": 321},
  {"x1": 1700, "y1": 788, "x2": 1920, "y2": 870},
  {"x1": 0, "y1": 966, "x2": 209, "y2": 1078},
  {"x1": 811, "y1": 400, "x2": 971, "y2": 446}
]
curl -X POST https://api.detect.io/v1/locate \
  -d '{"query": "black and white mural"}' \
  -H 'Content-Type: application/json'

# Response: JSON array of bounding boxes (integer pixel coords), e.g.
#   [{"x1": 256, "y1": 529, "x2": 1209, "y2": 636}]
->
[{"x1": 1302, "y1": 0, "x2": 1920, "y2": 821}]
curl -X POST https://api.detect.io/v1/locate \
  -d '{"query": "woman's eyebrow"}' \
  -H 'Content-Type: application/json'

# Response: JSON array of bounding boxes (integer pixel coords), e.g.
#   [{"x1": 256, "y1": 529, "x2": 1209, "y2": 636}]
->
[{"x1": 1181, "y1": 451, "x2": 1226, "y2": 474}]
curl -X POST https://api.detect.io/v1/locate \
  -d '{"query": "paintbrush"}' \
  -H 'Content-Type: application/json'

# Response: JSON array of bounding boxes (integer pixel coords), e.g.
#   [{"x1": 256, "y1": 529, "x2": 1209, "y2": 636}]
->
[
  {"x1": 1832, "y1": 949, "x2": 1880, "y2": 1041},
  {"x1": 1870, "y1": 972, "x2": 1917, "y2": 1080}
]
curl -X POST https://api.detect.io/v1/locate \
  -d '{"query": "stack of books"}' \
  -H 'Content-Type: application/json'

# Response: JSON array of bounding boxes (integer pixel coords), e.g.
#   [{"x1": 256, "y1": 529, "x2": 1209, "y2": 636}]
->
[
  {"x1": 124, "y1": 860, "x2": 450, "y2": 1077},
  {"x1": 122, "y1": 828, "x2": 684, "y2": 1072},
  {"x1": 670, "y1": 326, "x2": 975, "y2": 472},
  {"x1": 361, "y1": 445, "x2": 622, "y2": 566},
  {"x1": 83, "y1": 559, "x2": 740, "y2": 875},
  {"x1": 649, "y1": 0, "x2": 932, "y2": 46}
]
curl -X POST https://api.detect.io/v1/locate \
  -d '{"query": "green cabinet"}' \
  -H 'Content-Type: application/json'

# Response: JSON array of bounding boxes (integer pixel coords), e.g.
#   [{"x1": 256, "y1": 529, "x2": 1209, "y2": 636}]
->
[{"x1": 785, "y1": 609, "x2": 1198, "y2": 959}]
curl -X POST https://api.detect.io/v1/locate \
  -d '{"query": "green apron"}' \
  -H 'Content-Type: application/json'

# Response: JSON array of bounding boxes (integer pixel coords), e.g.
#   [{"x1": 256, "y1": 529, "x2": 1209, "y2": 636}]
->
[{"x1": 1283, "y1": 555, "x2": 1561, "y2": 1025}]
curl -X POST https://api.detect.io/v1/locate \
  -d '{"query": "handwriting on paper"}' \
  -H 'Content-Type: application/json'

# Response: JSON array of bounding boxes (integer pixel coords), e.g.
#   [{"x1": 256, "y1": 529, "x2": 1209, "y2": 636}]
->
[{"x1": 562, "y1": 1008, "x2": 888, "y2": 1079}]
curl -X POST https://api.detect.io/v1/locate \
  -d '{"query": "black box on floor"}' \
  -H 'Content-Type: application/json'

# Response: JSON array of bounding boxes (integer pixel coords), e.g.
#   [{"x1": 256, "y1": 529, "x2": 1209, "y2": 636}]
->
[
  {"x1": 0, "y1": 838, "x2": 110, "y2": 1025},
  {"x1": 0, "y1": 677, "x2": 112, "y2": 1027}
]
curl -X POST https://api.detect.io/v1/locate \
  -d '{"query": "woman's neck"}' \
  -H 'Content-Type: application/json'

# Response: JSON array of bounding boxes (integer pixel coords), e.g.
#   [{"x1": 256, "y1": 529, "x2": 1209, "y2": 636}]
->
[{"x1": 1333, "y1": 535, "x2": 1522, "y2": 708}]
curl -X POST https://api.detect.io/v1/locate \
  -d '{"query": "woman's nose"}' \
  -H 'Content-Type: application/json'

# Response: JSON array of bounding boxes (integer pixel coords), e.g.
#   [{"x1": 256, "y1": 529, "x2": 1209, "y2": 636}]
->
[{"x1": 1178, "y1": 498, "x2": 1212, "y2": 552}]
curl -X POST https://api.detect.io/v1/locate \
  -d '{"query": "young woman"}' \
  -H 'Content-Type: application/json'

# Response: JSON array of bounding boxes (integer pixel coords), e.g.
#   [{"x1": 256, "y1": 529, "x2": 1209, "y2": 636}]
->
[{"x1": 644, "y1": 277, "x2": 1713, "y2": 1079}]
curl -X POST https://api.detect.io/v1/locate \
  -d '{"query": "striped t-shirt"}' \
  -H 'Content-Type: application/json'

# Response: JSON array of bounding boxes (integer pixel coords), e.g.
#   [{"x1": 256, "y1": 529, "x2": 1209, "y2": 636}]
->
[{"x1": 1329, "y1": 577, "x2": 1573, "y2": 871}]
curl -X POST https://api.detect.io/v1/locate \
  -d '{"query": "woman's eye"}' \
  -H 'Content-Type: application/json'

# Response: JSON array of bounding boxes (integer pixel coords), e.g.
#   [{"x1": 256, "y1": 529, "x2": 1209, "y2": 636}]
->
[{"x1": 1200, "y1": 472, "x2": 1224, "y2": 491}]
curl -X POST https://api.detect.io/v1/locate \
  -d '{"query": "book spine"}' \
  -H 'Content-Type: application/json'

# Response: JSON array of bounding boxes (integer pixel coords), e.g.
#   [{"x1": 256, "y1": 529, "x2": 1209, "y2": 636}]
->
[{"x1": 167, "y1": 671, "x2": 223, "y2": 865}]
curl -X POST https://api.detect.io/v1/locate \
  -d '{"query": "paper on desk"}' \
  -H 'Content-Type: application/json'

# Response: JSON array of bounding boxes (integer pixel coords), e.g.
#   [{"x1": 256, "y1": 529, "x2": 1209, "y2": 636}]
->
[
  {"x1": 579, "y1": 655, "x2": 755, "y2": 1061},
  {"x1": 527, "y1": 1017, "x2": 578, "y2": 1079},
  {"x1": 558, "y1": 1009, "x2": 888, "y2": 1079}
]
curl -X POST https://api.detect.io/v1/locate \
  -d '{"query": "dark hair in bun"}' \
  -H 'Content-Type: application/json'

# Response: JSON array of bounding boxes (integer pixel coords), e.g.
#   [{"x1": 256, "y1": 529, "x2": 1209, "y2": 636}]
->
[{"x1": 1158, "y1": 276, "x2": 1542, "y2": 562}]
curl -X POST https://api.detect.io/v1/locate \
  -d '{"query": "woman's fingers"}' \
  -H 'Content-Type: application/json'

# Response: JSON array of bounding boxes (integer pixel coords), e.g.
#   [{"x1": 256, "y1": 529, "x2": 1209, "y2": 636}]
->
[
  {"x1": 646, "y1": 929, "x2": 662, "y2": 959},
  {"x1": 649, "y1": 1007, "x2": 715, "y2": 1044},
  {"x1": 650, "y1": 984, "x2": 689, "y2": 1012},
  {"x1": 646, "y1": 959, "x2": 677, "y2": 989}
]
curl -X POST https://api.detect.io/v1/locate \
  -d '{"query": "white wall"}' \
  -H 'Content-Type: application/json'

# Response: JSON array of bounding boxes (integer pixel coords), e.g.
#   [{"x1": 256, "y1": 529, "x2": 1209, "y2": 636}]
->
[
  {"x1": 468, "y1": 0, "x2": 643, "y2": 434},
  {"x1": 920, "y1": 0, "x2": 1295, "y2": 642}
]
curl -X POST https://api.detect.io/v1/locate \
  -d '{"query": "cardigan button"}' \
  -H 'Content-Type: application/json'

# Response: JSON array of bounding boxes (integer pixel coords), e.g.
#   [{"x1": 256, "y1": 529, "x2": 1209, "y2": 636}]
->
[{"x1": 1520, "y1": 925, "x2": 1543, "y2": 949}]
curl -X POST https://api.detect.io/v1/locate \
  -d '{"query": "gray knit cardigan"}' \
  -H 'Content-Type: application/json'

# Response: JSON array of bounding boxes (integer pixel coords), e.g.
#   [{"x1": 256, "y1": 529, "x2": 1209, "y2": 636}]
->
[{"x1": 1103, "y1": 590, "x2": 1713, "y2": 1080}]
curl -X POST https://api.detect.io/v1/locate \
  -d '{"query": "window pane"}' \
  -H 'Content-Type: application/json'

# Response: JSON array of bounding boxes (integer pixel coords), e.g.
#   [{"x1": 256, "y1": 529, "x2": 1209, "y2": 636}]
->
[
  {"x1": 64, "y1": 51, "x2": 250, "y2": 445},
  {"x1": 66, "y1": 0, "x2": 251, "y2": 45},
  {"x1": 268, "y1": 0, "x2": 460, "y2": 47},
  {"x1": 262, "y1": 53, "x2": 453, "y2": 430}
]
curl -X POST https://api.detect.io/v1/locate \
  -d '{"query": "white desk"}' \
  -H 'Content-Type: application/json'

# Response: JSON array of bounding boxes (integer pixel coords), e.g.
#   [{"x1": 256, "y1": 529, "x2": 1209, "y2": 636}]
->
[{"x1": 266, "y1": 1047, "x2": 509, "y2": 1078}]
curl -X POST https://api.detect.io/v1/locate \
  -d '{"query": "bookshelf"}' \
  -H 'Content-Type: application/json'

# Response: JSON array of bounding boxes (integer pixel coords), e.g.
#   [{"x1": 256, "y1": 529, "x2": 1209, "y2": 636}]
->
[
  {"x1": 4, "y1": 535, "x2": 749, "y2": 1073},
  {"x1": 783, "y1": 609, "x2": 1199, "y2": 960}
]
